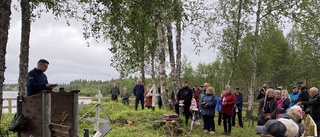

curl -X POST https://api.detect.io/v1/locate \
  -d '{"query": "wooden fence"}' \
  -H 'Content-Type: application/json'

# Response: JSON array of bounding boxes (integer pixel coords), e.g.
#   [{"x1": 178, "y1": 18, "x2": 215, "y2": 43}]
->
[{"x1": 2, "y1": 97, "x2": 93, "y2": 114}]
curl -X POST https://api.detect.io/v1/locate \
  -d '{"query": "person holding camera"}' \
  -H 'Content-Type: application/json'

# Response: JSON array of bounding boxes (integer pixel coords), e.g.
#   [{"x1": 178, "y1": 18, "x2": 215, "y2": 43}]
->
[{"x1": 257, "y1": 84, "x2": 268, "y2": 100}]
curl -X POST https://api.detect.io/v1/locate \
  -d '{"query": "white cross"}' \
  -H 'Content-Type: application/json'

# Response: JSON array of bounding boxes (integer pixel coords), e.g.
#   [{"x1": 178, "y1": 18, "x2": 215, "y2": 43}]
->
[{"x1": 96, "y1": 90, "x2": 103, "y2": 104}]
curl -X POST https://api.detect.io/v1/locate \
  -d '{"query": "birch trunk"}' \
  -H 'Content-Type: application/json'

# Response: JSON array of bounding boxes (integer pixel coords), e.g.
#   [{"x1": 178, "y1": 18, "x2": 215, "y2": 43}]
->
[
  {"x1": 0, "y1": 0, "x2": 12, "y2": 119},
  {"x1": 155, "y1": 9, "x2": 169, "y2": 109},
  {"x1": 166, "y1": 6, "x2": 179, "y2": 100},
  {"x1": 19, "y1": 0, "x2": 31, "y2": 96},
  {"x1": 140, "y1": 32, "x2": 146, "y2": 83},
  {"x1": 248, "y1": 0, "x2": 262, "y2": 111},
  {"x1": 175, "y1": 0, "x2": 182, "y2": 92}
]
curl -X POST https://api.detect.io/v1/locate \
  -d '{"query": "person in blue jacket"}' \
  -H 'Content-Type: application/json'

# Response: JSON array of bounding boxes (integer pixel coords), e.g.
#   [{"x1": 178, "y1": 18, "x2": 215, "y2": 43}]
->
[
  {"x1": 232, "y1": 87, "x2": 244, "y2": 127},
  {"x1": 199, "y1": 86, "x2": 217, "y2": 134},
  {"x1": 134, "y1": 79, "x2": 145, "y2": 110},
  {"x1": 27, "y1": 59, "x2": 58, "y2": 96},
  {"x1": 289, "y1": 86, "x2": 300, "y2": 107},
  {"x1": 216, "y1": 91, "x2": 225, "y2": 126}
]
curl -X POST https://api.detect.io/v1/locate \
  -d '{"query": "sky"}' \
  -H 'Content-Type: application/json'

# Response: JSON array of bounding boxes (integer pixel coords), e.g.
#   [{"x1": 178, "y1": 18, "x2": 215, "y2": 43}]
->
[{"x1": 4, "y1": 3, "x2": 216, "y2": 84}]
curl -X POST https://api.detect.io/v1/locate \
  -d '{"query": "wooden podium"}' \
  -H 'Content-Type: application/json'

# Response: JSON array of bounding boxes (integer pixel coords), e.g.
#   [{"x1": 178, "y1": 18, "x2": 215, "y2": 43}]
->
[{"x1": 20, "y1": 90, "x2": 79, "y2": 137}]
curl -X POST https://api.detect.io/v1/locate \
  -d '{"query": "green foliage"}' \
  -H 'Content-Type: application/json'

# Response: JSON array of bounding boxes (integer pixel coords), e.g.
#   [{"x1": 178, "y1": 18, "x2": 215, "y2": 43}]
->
[{"x1": 0, "y1": 113, "x2": 14, "y2": 136}]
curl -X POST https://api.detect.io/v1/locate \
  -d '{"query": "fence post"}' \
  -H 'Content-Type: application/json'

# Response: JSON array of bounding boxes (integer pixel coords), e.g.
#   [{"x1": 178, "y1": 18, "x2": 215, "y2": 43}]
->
[
  {"x1": 8, "y1": 98, "x2": 12, "y2": 113},
  {"x1": 42, "y1": 91, "x2": 51, "y2": 137}
]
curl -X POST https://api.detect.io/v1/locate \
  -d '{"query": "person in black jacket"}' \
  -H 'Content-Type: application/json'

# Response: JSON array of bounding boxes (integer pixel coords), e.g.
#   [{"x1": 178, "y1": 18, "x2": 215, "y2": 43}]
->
[
  {"x1": 298, "y1": 87, "x2": 320, "y2": 136},
  {"x1": 175, "y1": 80, "x2": 193, "y2": 125},
  {"x1": 256, "y1": 84, "x2": 268, "y2": 100},
  {"x1": 258, "y1": 89, "x2": 278, "y2": 125},
  {"x1": 232, "y1": 87, "x2": 244, "y2": 127},
  {"x1": 295, "y1": 81, "x2": 309, "y2": 111},
  {"x1": 134, "y1": 79, "x2": 145, "y2": 110},
  {"x1": 27, "y1": 59, "x2": 58, "y2": 96},
  {"x1": 110, "y1": 82, "x2": 120, "y2": 102}
]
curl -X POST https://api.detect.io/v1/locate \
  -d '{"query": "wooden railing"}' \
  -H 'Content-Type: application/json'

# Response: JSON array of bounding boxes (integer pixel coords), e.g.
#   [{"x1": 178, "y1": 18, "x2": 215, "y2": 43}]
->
[
  {"x1": 2, "y1": 97, "x2": 93, "y2": 113},
  {"x1": 2, "y1": 98, "x2": 16, "y2": 113},
  {"x1": 303, "y1": 114, "x2": 318, "y2": 136}
]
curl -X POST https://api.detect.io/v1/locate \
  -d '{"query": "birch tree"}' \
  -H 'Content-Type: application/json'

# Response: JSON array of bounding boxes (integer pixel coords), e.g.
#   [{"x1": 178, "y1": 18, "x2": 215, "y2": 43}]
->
[{"x1": 0, "y1": 0, "x2": 12, "y2": 120}]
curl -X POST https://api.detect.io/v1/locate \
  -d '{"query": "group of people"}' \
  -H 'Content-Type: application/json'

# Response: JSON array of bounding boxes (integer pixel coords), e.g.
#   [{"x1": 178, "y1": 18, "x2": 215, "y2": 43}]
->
[
  {"x1": 174, "y1": 81, "x2": 243, "y2": 135},
  {"x1": 256, "y1": 82, "x2": 320, "y2": 137},
  {"x1": 26, "y1": 59, "x2": 320, "y2": 136},
  {"x1": 109, "y1": 79, "x2": 165, "y2": 111}
]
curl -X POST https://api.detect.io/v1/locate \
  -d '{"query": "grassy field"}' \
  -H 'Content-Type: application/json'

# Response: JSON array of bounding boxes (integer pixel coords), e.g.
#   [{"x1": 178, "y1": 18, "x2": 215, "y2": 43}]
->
[
  {"x1": 77, "y1": 101, "x2": 259, "y2": 137},
  {"x1": 1, "y1": 100, "x2": 259, "y2": 137}
]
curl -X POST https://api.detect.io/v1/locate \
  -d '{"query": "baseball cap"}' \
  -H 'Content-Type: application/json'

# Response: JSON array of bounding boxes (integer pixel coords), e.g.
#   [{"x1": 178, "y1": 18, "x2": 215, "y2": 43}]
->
[
  {"x1": 256, "y1": 118, "x2": 299, "y2": 137},
  {"x1": 200, "y1": 85, "x2": 203, "y2": 87},
  {"x1": 262, "y1": 84, "x2": 268, "y2": 88},
  {"x1": 297, "y1": 81, "x2": 303, "y2": 85}
]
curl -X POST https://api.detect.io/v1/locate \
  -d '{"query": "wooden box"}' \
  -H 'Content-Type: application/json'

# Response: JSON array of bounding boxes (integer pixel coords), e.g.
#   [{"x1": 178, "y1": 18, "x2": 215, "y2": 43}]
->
[{"x1": 162, "y1": 114, "x2": 178, "y2": 120}]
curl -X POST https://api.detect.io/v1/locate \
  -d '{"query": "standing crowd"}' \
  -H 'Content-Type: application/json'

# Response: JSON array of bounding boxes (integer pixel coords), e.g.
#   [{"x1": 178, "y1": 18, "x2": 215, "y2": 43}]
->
[{"x1": 173, "y1": 81, "x2": 243, "y2": 136}]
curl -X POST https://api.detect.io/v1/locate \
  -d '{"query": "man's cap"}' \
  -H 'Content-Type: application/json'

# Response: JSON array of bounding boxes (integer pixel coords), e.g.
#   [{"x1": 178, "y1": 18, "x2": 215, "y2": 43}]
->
[
  {"x1": 255, "y1": 118, "x2": 299, "y2": 137},
  {"x1": 262, "y1": 84, "x2": 268, "y2": 88},
  {"x1": 235, "y1": 86, "x2": 240, "y2": 90},
  {"x1": 200, "y1": 85, "x2": 203, "y2": 87},
  {"x1": 277, "y1": 86, "x2": 283, "y2": 90},
  {"x1": 194, "y1": 85, "x2": 197, "y2": 87},
  {"x1": 292, "y1": 86, "x2": 296, "y2": 89},
  {"x1": 255, "y1": 119, "x2": 286, "y2": 137},
  {"x1": 297, "y1": 81, "x2": 303, "y2": 85}
]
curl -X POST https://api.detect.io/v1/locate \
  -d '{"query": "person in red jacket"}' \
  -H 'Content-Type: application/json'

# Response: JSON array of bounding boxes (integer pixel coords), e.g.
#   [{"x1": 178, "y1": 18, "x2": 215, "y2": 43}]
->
[{"x1": 220, "y1": 85, "x2": 236, "y2": 136}]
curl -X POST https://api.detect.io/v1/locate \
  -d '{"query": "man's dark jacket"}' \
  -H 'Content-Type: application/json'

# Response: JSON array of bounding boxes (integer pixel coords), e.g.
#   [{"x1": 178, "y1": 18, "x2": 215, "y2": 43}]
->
[
  {"x1": 134, "y1": 85, "x2": 145, "y2": 99},
  {"x1": 301, "y1": 94, "x2": 320, "y2": 120},
  {"x1": 176, "y1": 86, "x2": 193, "y2": 106},
  {"x1": 27, "y1": 68, "x2": 50, "y2": 96}
]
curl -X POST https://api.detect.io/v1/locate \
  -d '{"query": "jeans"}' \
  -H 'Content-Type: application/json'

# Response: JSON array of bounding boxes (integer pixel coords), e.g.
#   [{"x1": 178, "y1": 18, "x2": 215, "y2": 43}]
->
[{"x1": 135, "y1": 97, "x2": 144, "y2": 110}]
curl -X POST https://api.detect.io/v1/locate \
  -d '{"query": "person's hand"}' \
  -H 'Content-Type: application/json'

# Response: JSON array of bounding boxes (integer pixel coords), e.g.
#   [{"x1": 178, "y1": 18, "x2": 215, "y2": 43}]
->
[
  {"x1": 296, "y1": 102, "x2": 301, "y2": 106},
  {"x1": 201, "y1": 102, "x2": 207, "y2": 107},
  {"x1": 47, "y1": 84, "x2": 58, "y2": 88},
  {"x1": 222, "y1": 101, "x2": 226, "y2": 105},
  {"x1": 179, "y1": 100, "x2": 184, "y2": 104}
]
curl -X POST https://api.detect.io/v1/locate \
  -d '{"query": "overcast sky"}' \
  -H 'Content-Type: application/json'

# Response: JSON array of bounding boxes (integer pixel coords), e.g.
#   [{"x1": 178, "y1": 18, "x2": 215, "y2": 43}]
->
[{"x1": 4, "y1": 3, "x2": 216, "y2": 84}]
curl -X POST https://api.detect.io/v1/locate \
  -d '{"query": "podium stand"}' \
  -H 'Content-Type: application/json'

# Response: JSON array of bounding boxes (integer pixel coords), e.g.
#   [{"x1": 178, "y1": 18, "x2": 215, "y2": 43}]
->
[{"x1": 20, "y1": 90, "x2": 79, "y2": 137}]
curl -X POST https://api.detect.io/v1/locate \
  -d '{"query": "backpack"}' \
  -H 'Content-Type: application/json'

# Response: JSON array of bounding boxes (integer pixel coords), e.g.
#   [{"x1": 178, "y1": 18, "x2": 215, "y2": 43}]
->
[{"x1": 9, "y1": 113, "x2": 26, "y2": 132}]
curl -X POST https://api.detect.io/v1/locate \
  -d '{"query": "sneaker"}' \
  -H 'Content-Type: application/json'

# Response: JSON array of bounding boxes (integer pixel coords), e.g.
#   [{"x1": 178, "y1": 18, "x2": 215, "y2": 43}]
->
[
  {"x1": 195, "y1": 121, "x2": 201, "y2": 125},
  {"x1": 209, "y1": 131, "x2": 215, "y2": 134},
  {"x1": 203, "y1": 130, "x2": 209, "y2": 133}
]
